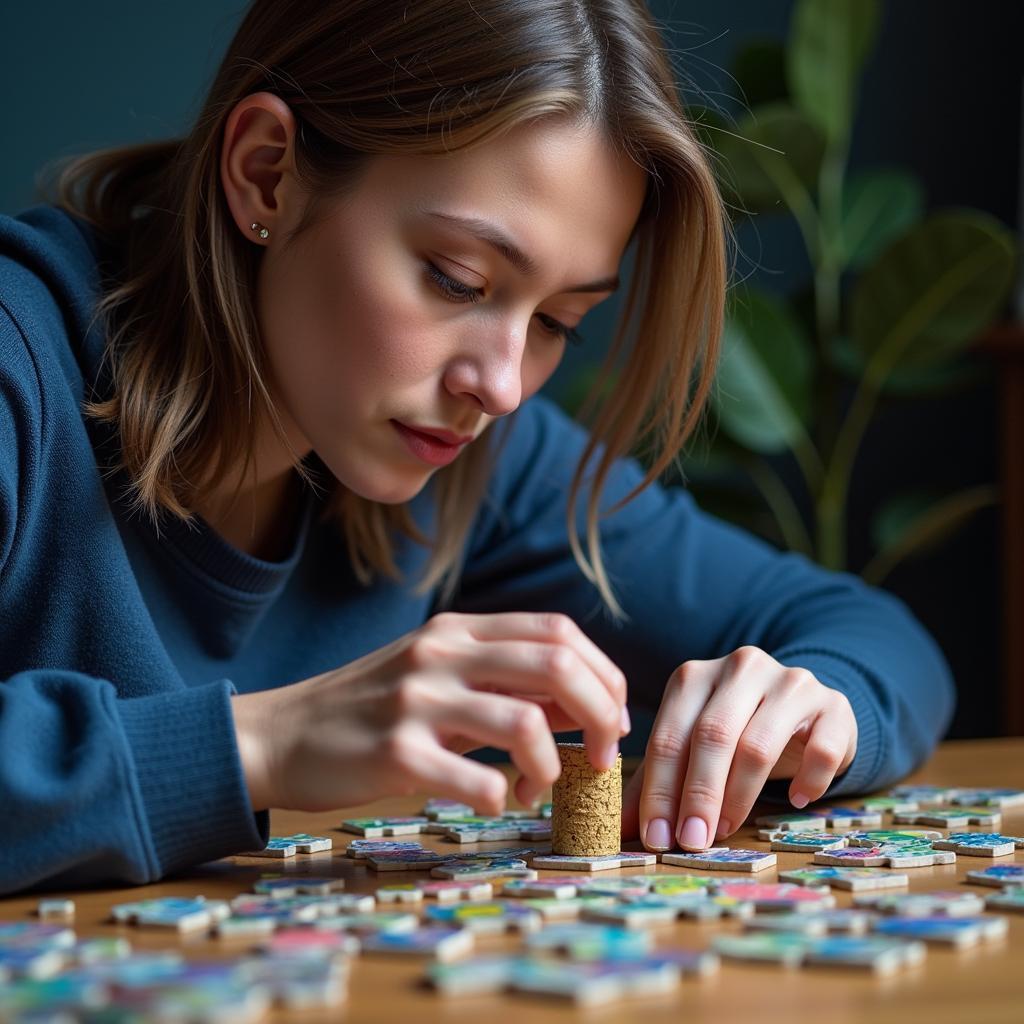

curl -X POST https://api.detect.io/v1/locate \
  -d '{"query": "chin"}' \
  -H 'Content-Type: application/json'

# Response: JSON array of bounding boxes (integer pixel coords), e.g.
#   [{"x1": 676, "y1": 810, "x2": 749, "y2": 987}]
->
[{"x1": 329, "y1": 463, "x2": 433, "y2": 506}]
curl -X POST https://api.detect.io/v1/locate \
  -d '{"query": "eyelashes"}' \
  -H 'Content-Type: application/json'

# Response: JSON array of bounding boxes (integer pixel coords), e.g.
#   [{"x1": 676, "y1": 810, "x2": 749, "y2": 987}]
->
[{"x1": 423, "y1": 261, "x2": 585, "y2": 347}]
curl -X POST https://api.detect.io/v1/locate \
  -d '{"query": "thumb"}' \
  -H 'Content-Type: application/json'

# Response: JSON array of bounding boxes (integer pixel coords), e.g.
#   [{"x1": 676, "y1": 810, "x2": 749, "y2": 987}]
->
[{"x1": 620, "y1": 759, "x2": 645, "y2": 840}]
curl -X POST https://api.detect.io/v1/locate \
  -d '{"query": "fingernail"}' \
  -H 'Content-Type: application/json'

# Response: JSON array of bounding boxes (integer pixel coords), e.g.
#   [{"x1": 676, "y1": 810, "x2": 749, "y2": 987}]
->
[
  {"x1": 644, "y1": 817, "x2": 673, "y2": 850},
  {"x1": 791, "y1": 792, "x2": 809, "y2": 809},
  {"x1": 620, "y1": 705, "x2": 631, "y2": 736},
  {"x1": 716, "y1": 818, "x2": 731, "y2": 840},
  {"x1": 598, "y1": 741, "x2": 619, "y2": 770},
  {"x1": 678, "y1": 816, "x2": 708, "y2": 850}
]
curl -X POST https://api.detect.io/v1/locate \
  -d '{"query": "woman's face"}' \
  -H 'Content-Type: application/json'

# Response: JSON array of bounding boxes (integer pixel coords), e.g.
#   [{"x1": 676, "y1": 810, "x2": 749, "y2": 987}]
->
[{"x1": 256, "y1": 116, "x2": 647, "y2": 504}]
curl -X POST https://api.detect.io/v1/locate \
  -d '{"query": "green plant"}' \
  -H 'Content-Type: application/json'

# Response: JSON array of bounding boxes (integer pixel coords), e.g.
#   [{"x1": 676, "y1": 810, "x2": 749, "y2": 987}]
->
[{"x1": 672, "y1": 0, "x2": 1017, "y2": 582}]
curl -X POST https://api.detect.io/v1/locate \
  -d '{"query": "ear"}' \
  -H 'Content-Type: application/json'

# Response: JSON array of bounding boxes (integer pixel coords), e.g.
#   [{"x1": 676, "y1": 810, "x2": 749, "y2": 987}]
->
[{"x1": 220, "y1": 92, "x2": 300, "y2": 244}]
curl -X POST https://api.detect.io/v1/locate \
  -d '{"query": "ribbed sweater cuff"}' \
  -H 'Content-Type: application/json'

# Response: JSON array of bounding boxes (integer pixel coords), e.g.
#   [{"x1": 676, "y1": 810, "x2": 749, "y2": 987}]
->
[
  {"x1": 759, "y1": 649, "x2": 884, "y2": 805},
  {"x1": 116, "y1": 681, "x2": 269, "y2": 877}
]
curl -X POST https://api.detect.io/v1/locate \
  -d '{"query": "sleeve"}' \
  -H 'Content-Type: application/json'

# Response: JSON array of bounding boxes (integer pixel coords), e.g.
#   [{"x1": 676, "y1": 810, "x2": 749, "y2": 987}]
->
[
  {"x1": 0, "y1": 304, "x2": 267, "y2": 895},
  {"x1": 0, "y1": 672, "x2": 269, "y2": 894},
  {"x1": 447, "y1": 395, "x2": 956, "y2": 798}
]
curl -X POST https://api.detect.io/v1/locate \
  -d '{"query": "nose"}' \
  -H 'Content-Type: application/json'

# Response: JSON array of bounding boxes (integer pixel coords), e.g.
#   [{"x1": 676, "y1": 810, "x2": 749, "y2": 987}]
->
[{"x1": 443, "y1": 317, "x2": 526, "y2": 417}]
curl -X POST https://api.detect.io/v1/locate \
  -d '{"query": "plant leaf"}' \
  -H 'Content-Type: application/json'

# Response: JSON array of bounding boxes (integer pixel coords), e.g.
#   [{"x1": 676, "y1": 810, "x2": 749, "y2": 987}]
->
[
  {"x1": 788, "y1": 0, "x2": 879, "y2": 145},
  {"x1": 715, "y1": 104, "x2": 825, "y2": 212},
  {"x1": 829, "y1": 335, "x2": 989, "y2": 396},
  {"x1": 864, "y1": 485, "x2": 998, "y2": 584},
  {"x1": 713, "y1": 289, "x2": 814, "y2": 453},
  {"x1": 842, "y1": 169, "x2": 924, "y2": 270},
  {"x1": 850, "y1": 210, "x2": 1017, "y2": 372}
]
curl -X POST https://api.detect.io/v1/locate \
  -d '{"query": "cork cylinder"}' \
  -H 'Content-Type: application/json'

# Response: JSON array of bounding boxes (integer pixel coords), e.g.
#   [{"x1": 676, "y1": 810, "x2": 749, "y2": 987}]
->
[{"x1": 551, "y1": 742, "x2": 622, "y2": 856}]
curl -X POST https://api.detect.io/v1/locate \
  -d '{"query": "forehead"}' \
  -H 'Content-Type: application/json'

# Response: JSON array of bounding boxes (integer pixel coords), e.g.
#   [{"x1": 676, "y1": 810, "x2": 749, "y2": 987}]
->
[{"x1": 350, "y1": 117, "x2": 647, "y2": 284}]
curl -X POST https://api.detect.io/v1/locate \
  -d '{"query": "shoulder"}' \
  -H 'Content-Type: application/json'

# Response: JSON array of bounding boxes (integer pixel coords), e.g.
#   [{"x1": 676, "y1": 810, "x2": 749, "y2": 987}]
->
[{"x1": 0, "y1": 204, "x2": 105, "y2": 402}]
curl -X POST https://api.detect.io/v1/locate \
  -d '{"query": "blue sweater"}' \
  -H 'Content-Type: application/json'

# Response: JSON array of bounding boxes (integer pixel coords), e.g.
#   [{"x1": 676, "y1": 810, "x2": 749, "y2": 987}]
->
[{"x1": 0, "y1": 206, "x2": 954, "y2": 894}]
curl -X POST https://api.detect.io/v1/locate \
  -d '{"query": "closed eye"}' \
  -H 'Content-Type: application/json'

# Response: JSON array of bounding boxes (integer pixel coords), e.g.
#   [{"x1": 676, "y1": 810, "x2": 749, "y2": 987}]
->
[{"x1": 424, "y1": 261, "x2": 585, "y2": 347}]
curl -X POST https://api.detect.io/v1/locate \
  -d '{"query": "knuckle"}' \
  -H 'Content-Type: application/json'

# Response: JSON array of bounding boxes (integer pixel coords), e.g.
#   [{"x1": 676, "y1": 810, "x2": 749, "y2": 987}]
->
[
  {"x1": 613, "y1": 668, "x2": 628, "y2": 700},
  {"x1": 693, "y1": 714, "x2": 735, "y2": 751},
  {"x1": 425, "y1": 611, "x2": 457, "y2": 632},
  {"x1": 542, "y1": 644, "x2": 577, "y2": 680},
  {"x1": 537, "y1": 612, "x2": 575, "y2": 641},
  {"x1": 393, "y1": 675, "x2": 429, "y2": 714},
  {"x1": 805, "y1": 735, "x2": 845, "y2": 769},
  {"x1": 404, "y1": 635, "x2": 443, "y2": 671},
  {"x1": 646, "y1": 727, "x2": 688, "y2": 763},
  {"x1": 780, "y1": 667, "x2": 815, "y2": 694},
  {"x1": 511, "y1": 703, "x2": 547, "y2": 744},
  {"x1": 642, "y1": 780, "x2": 680, "y2": 807},
  {"x1": 682, "y1": 778, "x2": 720, "y2": 811},
  {"x1": 730, "y1": 645, "x2": 765, "y2": 670},
  {"x1": 668, "y1": 662, "x2": 696, "y2": 691},
  {"x1": 736, "y1": 732, "x2": 776, "y2": 772}
]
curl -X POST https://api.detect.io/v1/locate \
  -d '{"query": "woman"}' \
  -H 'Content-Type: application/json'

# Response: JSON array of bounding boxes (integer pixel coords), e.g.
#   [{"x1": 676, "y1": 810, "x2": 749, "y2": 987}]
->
[{"x1": 0, "y1": 0, "x2": 953, "y2": 893}]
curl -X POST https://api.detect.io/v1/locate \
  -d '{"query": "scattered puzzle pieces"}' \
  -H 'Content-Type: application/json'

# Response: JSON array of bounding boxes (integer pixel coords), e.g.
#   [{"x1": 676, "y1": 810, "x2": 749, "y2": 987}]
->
[
  {"x1": 892, "y1": 807, "x2": 1001, "y2": 828},
  {"x1": 853, "y1": 891, "x2": 986, "y2": 917},
  {"x1": 252, "y1": 876, "x2": 346, "y2": 897},
  {"x1": 813, "y1": 807, "x2": 884, "y2": 827},
  {"x1": 871, "y1": 914, "x2": 1009, "y2": 948},
  {"x1": 758, "y1": 830, "x2": 848, "y2": 852},
  {"x1": 424, "y1": 901, "x2": 543, "y2": 934},
  {"x1": 947, "y1": 788, "x2": 1024, "y2": 808},
  {"x1": 530, "y1": 852, "x2": 658, "y2": 872},
  {"x1": 712, "y1": 933, "x2": 926, "y2": 973},
  {"x1": 110, "y1": 897, "x2": 230, "y2": 932},
  {"x1": 984, "y1": 888, "x2": 1024, "y2": 913},
  {"x1": 340, "y1": 817, "x2": 428, "y2": 837},
  {"x1": 661, "y1": 848, "x2": 776, "y2": 872},
  {"x1": 964, "y1": 864, "x2": 1024, "y2": 888},
  {"x1": 525, "y1": 923, "x2": 653, "y2": 960},
  {"x1": 753, "y1": 813, "x2": 827, "y2": 831},
  {"x1": 35, "y1": 900, "x2": 74, "y2": 922},
  {"x1": 932, "y1": 832, "x2": 1024, "y2": 858},
  {"x1": 778, "y1": 867, "x2": 910, "y2": 891},
  {"x1": 240, "y1": 834, "x2": 333, "y2": 857},
  {"x1": 375, "y1": 883, "x2": 425, "y2": 905},
  {"x1": 813, "y1": 844, "x2": 955, "y2": 869},
  {"x1": 361, "y1": 926, "x2": 474, "y2": 960}
]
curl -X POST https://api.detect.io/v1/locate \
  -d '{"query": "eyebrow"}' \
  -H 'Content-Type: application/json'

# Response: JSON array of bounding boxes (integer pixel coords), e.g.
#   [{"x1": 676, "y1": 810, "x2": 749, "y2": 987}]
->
[{"x1": 425, "y1": 211, "x2": 620, "y2": 294}]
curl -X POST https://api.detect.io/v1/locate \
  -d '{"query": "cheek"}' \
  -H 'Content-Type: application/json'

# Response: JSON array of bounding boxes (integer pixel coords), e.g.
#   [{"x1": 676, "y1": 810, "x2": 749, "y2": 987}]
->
[
  {"x1": 521, "y1": 341, "x2": 565, "y2": 402},
  {"x1": 258, "y1": 235, "x2": 437, "y2": 410}
]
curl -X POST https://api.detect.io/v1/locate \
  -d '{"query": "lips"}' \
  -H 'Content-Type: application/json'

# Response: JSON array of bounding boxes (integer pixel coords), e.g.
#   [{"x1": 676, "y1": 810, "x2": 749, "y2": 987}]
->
[
  {"x1": 391, "y1": 421, "x2": 472, "y2": 467},
  {"x1": 400, "y1": 424, "x2": 474, "y2": 445}
]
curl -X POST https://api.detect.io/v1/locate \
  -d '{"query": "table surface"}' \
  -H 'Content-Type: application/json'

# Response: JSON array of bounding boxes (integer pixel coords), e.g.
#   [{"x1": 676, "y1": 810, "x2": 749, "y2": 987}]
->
[{"x1": 3, "y1": 738, "x2": 1023, "y2": 1024}]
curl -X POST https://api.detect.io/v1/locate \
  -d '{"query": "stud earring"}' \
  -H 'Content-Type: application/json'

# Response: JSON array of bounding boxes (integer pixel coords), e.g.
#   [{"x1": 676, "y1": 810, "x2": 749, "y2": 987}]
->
[{"x1": 250, "y1": 221, "x2": 270, "y2": 240}]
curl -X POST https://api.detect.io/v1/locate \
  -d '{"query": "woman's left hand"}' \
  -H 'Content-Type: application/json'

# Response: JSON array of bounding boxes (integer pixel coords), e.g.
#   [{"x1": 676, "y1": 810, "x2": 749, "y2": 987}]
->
[{"x1": 621, "y1": 646, "x2": 857, "y2": 852}]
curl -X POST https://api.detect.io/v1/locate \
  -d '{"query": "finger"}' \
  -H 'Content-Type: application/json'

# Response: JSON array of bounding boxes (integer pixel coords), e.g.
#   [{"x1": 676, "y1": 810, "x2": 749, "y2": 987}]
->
[
  {"x1": 621, "y1": 759, "x2": 645, "y2": 840},
  {"x1": 443, "y1": 640, "x2": 622, "y2": 771},
  {"x1": 637, "y1": 662, "x2": 717, "y2": 851},
  {"x1": 676, "y1": 650, "x2": 768, "y2": 850},
  {"x1": 395, "y1": 726, "x2": 510, "y2": 815},
  {"x1": 787, "y1": 693, "x2": 858, "y2": 808},
  {"x1": 440, "y1": 611, "x2": 629, "y2": 712},
  {"x1": 426, "y1": 688, "x2": 561, "y2": 807},
  {"x1": 716, "y1": 685, "x2": 817, "y2": 839}
]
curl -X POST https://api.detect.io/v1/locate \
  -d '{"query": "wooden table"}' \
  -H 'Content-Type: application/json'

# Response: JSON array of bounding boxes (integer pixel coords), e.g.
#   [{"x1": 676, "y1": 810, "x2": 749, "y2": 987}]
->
[{"x1": 3, "y1": 738, "x2": 1022, "y2": 1023}]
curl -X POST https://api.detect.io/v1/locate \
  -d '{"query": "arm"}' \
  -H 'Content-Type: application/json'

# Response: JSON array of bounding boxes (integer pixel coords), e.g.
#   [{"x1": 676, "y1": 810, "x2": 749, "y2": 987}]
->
[
  {"x1": 0, "y1": 306, "x2": 266, "y2": 894},
  {"x1": 448, "y1": 395, "x2": 955, "y2": 797}
]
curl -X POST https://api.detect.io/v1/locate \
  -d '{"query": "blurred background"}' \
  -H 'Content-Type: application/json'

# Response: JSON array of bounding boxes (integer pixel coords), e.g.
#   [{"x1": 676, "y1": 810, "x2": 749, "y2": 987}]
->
[{"x1": 3, "y1": 1, "x2": 1021, "y2": 746}]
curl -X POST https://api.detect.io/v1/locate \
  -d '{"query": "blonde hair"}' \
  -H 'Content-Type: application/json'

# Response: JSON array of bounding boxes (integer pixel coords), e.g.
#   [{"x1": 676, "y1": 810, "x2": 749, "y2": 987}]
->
[{"x1": 49, "y1": 0, "x2": 725, "y2": 616}]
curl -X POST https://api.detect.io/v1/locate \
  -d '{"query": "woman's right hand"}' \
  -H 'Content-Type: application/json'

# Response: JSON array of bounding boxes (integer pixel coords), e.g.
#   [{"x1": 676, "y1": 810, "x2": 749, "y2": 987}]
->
[{"x1": 230, "y1": 611, "x2": 629, "y2": 814}]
